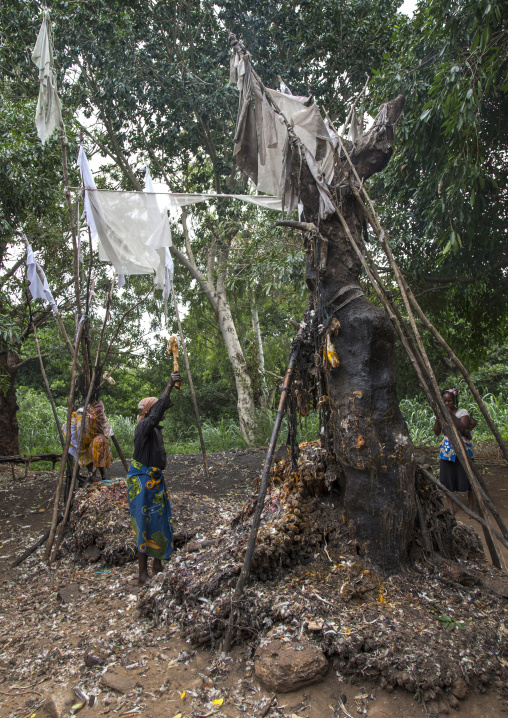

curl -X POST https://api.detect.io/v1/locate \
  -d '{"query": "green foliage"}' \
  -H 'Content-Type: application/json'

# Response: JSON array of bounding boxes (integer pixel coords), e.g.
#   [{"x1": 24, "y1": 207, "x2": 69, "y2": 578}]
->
[
  {"x1": 400, "y1": 384, "x2": 508, "y2": 445},
  {"x1": 369, "y1": 0, "x2": 508, "y2": 358},
  {"x1": 437, "y1": 614, "x2": 465, "y2": 631},
  {"x1": 17, "y1": 386, "x2": 65, "y2": 455}
]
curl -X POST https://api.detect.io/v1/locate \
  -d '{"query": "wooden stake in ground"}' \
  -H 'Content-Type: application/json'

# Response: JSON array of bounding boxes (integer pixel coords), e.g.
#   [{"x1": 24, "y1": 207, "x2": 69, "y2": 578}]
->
[
  {"x1": 44, "y1": 321, "x2": 84, "y2": 561},
  {"x1": 223, "y1": 327, "x2": 303, "y2": 653},
  {"x1": 168, "y1": 274, "x2": 212, "y2": 492}
]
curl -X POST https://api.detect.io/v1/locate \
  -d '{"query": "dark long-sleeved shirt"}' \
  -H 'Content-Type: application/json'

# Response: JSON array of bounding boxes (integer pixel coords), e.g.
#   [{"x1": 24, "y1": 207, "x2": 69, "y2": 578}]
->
[{"x1": 132, "y1": 393, "x2": 173, "y2": 470}]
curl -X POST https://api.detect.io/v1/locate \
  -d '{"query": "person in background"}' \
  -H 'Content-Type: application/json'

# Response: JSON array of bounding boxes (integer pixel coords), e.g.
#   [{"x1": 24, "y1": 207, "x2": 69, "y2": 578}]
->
[
  {"x1": 63, "y1": 402, "x2": 113, "y2": 480},
  {"x1": 80, "y1": 401, "x2": 113, "y2": 480},
  {"x1": 126, "y1": 370, "x2": 182, "y2": 586},
  {"x1": 433, "y1": 387, "x2": 476, "y2": 514}
]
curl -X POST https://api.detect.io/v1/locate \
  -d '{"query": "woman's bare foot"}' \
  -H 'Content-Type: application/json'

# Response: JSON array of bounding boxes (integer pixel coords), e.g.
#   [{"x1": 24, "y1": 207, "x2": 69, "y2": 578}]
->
[
  {"x1": 153, "y1": 558, "x2": 163, "y2": 575},
  {"x1": 138, "y1": 552, "x2": 150, "y2": 585},
  {"x1": 138, "y1": 572, "x2": 150, "y2": 586}
]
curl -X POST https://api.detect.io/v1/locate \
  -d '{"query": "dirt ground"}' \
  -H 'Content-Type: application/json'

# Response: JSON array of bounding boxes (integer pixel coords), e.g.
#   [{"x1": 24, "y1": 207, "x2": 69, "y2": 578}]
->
[{"x1": 1, "y1": 447, "x2": 508, "y2": 718}]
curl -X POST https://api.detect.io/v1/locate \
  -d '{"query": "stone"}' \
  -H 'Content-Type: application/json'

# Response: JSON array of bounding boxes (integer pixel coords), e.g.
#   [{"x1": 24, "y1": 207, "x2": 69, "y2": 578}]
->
[
  {"x1": 307, "y1": 620, "x2": 324, "y2": 632},
  {"x1": 84, "y1": 650, "x2": 106, "y2": 668},
  {"x1": 82, "y1": 543, "x2": 102, "y2": 562},
  {"x1": 43, "y1": 687, "x2": 76, "y2": 718},
  {"x1": 451, "y1": 677, "x2": 468, "y2": 700},
  {"x1": 56, "y1": 584, "x2": 80, "y2": 604},
  {"x1": 101, "y1": 669, "x2": 134, "y2": 694},
  {"x1": 254, "y1": 640, "x2": 328, "y2": 693},
  {"x1": 448, "y1": 694, "x2": 459, "y2": 710}
]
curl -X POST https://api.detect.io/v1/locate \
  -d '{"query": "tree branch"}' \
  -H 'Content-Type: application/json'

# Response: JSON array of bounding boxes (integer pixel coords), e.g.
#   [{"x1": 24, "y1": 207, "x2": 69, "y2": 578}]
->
[{"x1": 13, "y1": 355, "x2": 45, "y2": 370}]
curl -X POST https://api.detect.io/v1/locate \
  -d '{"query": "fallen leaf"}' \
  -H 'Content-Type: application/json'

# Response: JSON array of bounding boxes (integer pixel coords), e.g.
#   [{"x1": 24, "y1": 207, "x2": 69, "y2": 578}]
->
[
  {"x1": 180, "y1": 690, "x2": 186, "y2": 699},
  {"x1": 213, "y1": 698, "x2": 224, "y2": 707},
  {"x1": 172, "y1": 714, "x2": 182, "y2": 718}
]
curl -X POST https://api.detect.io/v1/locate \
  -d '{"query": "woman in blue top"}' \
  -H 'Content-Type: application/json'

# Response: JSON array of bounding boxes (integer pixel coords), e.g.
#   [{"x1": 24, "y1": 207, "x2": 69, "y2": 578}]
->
[{"x1": 433, "y1": 388, "x2": 476, "y2": 514}]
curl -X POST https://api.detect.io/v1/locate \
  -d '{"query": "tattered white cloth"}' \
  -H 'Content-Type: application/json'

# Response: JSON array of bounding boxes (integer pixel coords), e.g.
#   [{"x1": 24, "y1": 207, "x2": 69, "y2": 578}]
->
[
  {"x1": 31, "y1": 9, "x2": 62, "y2": 145},
  {"x1": 231, "y1": 50, "x2": 335, "y2": 218},
  {"x1": 26, "y1": 241, "x2": 57, "y2": 315},
  {"x1": 77, "y1": 147, "x2": 282, "y2": 289}
]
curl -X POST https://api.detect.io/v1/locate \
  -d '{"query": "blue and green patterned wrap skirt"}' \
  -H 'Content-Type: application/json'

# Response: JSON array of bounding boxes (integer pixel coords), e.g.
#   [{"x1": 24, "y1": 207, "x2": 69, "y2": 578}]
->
[{"x1": 126, "y1": 459, "x2": 173, "y2": 560}]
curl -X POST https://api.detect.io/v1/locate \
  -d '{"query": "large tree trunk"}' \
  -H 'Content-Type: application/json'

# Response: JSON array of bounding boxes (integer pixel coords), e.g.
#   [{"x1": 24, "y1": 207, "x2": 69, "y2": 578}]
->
[
  {"x1": 251, "y1": 296, "x2": 268, "y2": 411},
  {"x1": 171, "y1": 230, "x2": 258, "y2": 447},
  {"x1": 215, "y1": 287, "x2": 257, "y2": 445},
  {"x1": 296, "y1": 96, "x2": 416, "y2": 572},
  {"x1": 0, "y1": 352, "x2": 20, "y2": 455}
]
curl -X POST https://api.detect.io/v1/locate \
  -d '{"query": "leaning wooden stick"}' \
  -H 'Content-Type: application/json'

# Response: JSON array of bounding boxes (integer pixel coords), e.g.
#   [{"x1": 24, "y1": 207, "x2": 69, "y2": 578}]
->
[
  {"x1": 50, "y1": 282, "x2": 114, "y2": 563},
  {"x1": 44, "y1": 320, "x2": 84, "y2": 561},
  {"x1": 11, "y1": 514, "x2": 63, "y2": 568},
  {"x1": 111, "y1": 434, "x2": 129, "y2": 472},
  {"x1": 418, "y1": 465, "x2": 508, "y2": 552},
  {"x1": 32, "y1": 323, "x2": 65, "y2": 450},
  {"x1": 223, "y1": 326, "x2": 304, "y2": 652},
  {"x1": 168, "y1": 274, "x2": 212, "y2": 492}
]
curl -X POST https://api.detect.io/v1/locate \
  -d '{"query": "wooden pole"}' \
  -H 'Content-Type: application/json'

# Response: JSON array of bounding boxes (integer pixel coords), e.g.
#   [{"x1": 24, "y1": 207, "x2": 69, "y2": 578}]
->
[
  {"x1": 11, "y1": 514, "x2": 63, "y2": 568},
  {"x1": 50, "y1": 282, "x2": 114, "y2": 562},
  {"x1": 111, "y1": 434, "x2": 129, "y2": 472},
  {"x1": 59, "y1": 123, "x2": 82, "y2": 318},
  {"x1": 44, "y1": 320, "x2": 84, "y2": 560},
  {"x1": 32, "y1": 323, "x2": 65, "y2": 449},
  {"x1": 168, "y1": 273, "x2": 212, "y2": 493},
  {"x1": 223, "y1": 328, "x2": 303, "y2": 652},
  {"x1": 418, "y1": 465, "x2": 508, "y2": 552}
]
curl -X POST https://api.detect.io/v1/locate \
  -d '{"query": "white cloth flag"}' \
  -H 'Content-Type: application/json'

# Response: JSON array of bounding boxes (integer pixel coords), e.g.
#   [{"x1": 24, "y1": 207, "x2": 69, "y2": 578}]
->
[
  {"x1": 77, "y1": 148, "x2": 282, "y2": 285},
  {"x1": 144, "y1": 166, "x2": 174, "y2": 306},
  {"x1": 77, "y1": 148, "x2": 173, "y2": 289},
  {"x1": 31, "y1": 10, "x2": 62, "y2": 145},
  {"x1": 26, "y1": 242, "x2": 57, "y2": 315}
]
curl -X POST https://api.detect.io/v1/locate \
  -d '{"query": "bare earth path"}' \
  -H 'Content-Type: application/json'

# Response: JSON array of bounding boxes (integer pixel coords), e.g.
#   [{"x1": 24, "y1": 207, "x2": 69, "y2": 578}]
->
[{"x1": 0, "y1": 448, "x2": 507, "y2": 718}]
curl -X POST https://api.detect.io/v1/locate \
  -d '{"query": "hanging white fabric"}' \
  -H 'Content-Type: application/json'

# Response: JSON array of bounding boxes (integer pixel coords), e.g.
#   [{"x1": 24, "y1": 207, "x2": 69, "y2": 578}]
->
[
  {"x1": 76, "y1": 144, "x2": 99, "y2": 238},
  {"x1": 77, "y1": 148, "x2": 283, "y2": 285},
  {"x1": 31, "y1": 9, "x2": 62, "y2": 145},
  {"x1": 144, "y1": 166, "x2": 173, "y2": 321},
  {"x1": 25, "y1": 241, "x2": 57, "y2": 315}
]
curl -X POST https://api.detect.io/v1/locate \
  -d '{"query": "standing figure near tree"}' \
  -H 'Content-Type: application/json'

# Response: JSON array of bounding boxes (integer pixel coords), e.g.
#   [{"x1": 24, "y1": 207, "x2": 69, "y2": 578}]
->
[
  {"x1": 433, "y1": 388, "x2": 476, "y2": 513},
  {"x1": 127, "y1": 371, "x2": 182, "y2": 585},
  {"x1": 80, "y1": 401, "x2": 113, "y2": 480}
]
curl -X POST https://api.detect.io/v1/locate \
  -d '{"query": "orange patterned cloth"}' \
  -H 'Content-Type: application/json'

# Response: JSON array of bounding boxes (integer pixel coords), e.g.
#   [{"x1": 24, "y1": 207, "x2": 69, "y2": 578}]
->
[{"x1": 78, "y1": 401, "x2": 113, "y2": 470}]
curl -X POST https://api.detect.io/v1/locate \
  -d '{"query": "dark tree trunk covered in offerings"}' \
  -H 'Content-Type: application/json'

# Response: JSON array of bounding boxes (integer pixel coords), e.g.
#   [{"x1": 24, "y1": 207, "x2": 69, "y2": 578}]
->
[
  {"x1": 0, "y1": 351, "x2": 20, "y2": 455},
  {"x1": 296, "y1": 96, "x2": 416, "y2": 572}
]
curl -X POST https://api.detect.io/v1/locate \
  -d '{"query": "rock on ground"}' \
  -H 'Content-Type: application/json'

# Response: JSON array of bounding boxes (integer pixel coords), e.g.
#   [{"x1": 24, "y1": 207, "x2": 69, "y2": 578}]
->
[{"x1": 254, "y1": 639, "x2": 328, "y2": 692}]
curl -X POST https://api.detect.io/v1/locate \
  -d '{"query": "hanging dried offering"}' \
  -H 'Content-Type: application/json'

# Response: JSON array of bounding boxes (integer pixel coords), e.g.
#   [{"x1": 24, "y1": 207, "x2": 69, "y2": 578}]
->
[{"x1": 323, "y1": 318, "x2": 340, "y2": 369}]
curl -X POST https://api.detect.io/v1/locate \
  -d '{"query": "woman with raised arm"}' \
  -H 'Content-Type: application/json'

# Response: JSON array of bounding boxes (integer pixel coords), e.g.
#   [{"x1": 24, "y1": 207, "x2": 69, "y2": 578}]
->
[{"x1": 126, "y1": 370, "x2": 182, "y2": 585}]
